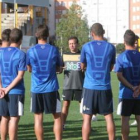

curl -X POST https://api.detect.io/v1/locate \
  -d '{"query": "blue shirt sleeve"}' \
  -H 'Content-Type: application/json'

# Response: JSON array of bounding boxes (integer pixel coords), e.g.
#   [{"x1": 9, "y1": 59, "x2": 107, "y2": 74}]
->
[
  {"x1": 18, "y1": 51, "x2": 27, "y2": 71},
  {"x1": 80, "y1": 45, "x2": 87, "y2": 64},
  {"x1": 115, "y1": 54, "x2": 123, "y2": 72}
]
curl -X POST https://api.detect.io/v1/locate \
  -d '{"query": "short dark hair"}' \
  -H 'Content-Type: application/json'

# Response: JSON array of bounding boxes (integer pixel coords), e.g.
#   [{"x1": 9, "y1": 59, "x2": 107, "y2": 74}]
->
[
  {"x1": 68, "y1": 36, "x2": 79, "y2": 44},
  {"x1": 91, "y1": 23, "x2": 105, "y2": 36},
  {"x1": 135, "y1": 35, "x2": 139, "y2": 41},
  {"x1": 10, "y1": 28, "x2": 23, "y2": 43},
  {"x1": 2, "y1": 29, "x2": 11, "y2": 42},
  {"x1": 36, "y1": 25, "x2": 49, "y2": 40},
  {"x1": 124, "y1": 30, "x2": 135, "y2": 46}
]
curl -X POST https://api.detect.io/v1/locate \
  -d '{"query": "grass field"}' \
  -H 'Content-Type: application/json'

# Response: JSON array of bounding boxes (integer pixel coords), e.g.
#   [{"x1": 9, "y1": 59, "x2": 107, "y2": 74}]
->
[{"x1": 18, "y1": 72, "x2": 138, "y2": 140}]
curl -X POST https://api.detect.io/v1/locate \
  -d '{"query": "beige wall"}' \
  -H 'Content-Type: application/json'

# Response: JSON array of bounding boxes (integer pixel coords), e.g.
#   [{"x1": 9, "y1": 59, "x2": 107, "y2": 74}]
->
[{"x1": 129, "y1": 0, "x2": 140, "y2": 36}]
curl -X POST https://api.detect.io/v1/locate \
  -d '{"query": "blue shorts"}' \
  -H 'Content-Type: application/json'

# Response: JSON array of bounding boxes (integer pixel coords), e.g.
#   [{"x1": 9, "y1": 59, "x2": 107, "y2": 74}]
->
[
  {"x1": 80, "y1": 88, "x2": 113, "y2": 115},
  {"x1": 0, "y1": 94, "x2": 24, "y2": 117},
  {"x1": 117, "y1": 99, "x2": 140, "y2": 116},
  {"x1": 31, "y1": 91, "x2": 61, "y2": 114}
]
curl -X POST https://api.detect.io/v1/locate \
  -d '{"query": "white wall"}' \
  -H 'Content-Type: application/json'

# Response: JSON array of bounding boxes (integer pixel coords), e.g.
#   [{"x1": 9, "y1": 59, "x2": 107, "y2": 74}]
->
[{"x1": 80, "y1": 0, "x2": 129, "y2": 44}]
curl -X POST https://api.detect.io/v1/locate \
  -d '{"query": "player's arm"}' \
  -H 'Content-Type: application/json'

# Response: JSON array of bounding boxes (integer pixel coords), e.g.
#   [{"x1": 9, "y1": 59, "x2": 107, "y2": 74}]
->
[
  {"x1": 80, "y1": 45, "x2": 87, "y2": 72},
  {"x1": 56, "y1": 66, "x2": 63, "y2": 74},
  {"x1": 2, "y1": 71, "x2": 25, "y2": 95},
  {"x1": 27, "y1": 65, "x2": 32, "y2": 72},
  {"x1": 110, "y1": 45, "x2": 116, "y2": 71},
  {"x1": 117, "y1": 72, "x2": 139, "y2": 98},
  {"x1": 81, "y1": 63, "x2": 86, "y2": 72},
  {"x1": 117, "y1": 72, "x2": 135, "y2": 90},
  {"x1": 110, "y1": 64, "x2": 114, "y2": 71},
  {"x1": 56, "y1": 48, "x2": 63, "y2": 74},
  {"x1": 0, "y1": 75, "x2": 5, "y2": 98},
  {"x1": 0, "y1": 74, "x2": 2, "y2": 88}
]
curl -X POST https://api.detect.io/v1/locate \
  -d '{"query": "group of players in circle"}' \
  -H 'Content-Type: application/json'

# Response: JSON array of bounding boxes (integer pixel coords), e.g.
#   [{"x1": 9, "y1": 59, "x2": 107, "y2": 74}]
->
[{"x1": 0, "y1": 23, "x2": 139, "y2": 140}]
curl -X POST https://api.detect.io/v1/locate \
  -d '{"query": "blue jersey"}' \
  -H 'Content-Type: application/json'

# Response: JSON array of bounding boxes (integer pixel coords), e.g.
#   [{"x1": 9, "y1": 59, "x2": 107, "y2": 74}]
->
[
  {"x1": 115, "y1": 50, "x2": 140, "y2": 99},
  {"x1": 0, "y1": 47, "x2": 26, "y2": 94},
  {"x1": 80, "y1": 40, "x2": 116, "y2": 90},
  {"x1": 26, "y1": 43, "x2": 61, "y2": 93}
]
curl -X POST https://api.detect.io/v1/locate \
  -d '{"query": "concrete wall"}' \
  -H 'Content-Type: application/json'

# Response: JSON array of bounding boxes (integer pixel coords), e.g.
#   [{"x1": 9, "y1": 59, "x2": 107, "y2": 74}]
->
[{"x1": 0, "y1": 0, "x2": 49, "y2": 7}]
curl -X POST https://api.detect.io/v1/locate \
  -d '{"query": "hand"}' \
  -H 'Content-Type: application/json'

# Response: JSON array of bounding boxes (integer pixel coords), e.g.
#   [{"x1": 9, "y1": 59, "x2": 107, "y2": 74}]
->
[
  {"x1": 0, "y1": 89, "x2": 5, "y2": 98},
  {"x1": 56, "y1": 67, "x2": 63, "y2": 74},
  {"x1": 133, "y1": 86, "x2": 140, "y2": 98},
  {"x1": 1, "y1": 88, "x2": 9, "y2": 96}
]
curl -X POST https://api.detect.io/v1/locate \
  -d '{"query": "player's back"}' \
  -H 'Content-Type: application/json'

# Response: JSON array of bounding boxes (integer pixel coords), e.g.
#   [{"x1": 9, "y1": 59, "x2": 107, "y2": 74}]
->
[
  {"x1": 27, "y1": 43, "x2": 61, "y2": 93},
  {"x1": 81, "y1": 40, "x2": 115, "y2": 90},
  {"x1": 0, "y1": 47, "x2": 26, "y2": 94},
  {"x1": 118, "y1": 50, "x2": 140, "y2": 86}
]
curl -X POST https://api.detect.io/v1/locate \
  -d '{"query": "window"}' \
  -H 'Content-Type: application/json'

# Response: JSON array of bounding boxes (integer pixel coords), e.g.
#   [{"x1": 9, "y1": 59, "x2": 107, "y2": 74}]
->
[
  {"x1": 137, "y1": 16, "x2": 140, "y2": 20},
  {"x1": 56, "y1": 10, "x2": 62, "y2": 15},
  {"x1": 137, "y1": 7, "x2": 140, "y2": 11},
  {"x1": 61, "y1": 1, "x2": 66, "y2": 6},
  {"x1": 133, "y1": 16, "x2": 136, "y2": 21},
  {"x1": 55, "y1": 2, "x2": 59, "y2": 6},
  {"x1": 133, "y1": 25, "x2": 136, "y2": 30},
  {"x1": 68, "y1": 1, "x2": 72, "y2": 7},
  {"x1": 137, "y1": 25, "x2": 140, "y2": 29},
  {"x1": 133, "y1": 7, "x2": 136, "y2": 12},
  {"x1": 62, "y1": 10, "x2": 67, "y2": 14}
]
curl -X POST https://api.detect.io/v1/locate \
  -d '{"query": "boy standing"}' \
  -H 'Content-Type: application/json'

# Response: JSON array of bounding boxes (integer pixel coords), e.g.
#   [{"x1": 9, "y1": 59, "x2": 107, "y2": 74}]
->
[
  {"x1": 115, "y1": 30, "x2": 140, "y2": 140},
  {"x1": 27, "y1": 25, "x2": 62, "y2": 140},
  {"x1": 80, "y1": 23, "x2": 116, "y2": 140},
  {"x1": 0, "y1": 28, "x2": 26, "y2": 140}
]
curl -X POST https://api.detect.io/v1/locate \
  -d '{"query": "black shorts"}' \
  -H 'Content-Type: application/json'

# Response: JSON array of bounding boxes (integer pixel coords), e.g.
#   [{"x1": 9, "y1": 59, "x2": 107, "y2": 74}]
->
[
  {"x1": 31, "y1": 91, "x2": 61, "y2": 114},
  {"x1": 62, "y1": 89, "x2": 82, "y2": 101},
  {"x1": 80, "y1": 88, "x2": 113, "y2": 115},
  {"x1": 0, "y1": 94, "x2": 24, "y2": 117},
  {"x1": 117, "y1": 99, "x2": 140, "y2": 116}
]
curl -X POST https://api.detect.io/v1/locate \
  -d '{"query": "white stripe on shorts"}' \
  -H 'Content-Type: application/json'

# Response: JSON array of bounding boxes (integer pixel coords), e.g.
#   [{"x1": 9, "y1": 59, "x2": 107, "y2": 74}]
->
[
  {"x1": 18, "y1": 97, "x2": 24, "y2": 116},
  {"x1": 56, "y1": 99, "x2": 61, "y2": 113},
  {"x1": 80, "y1": 98, "x2": 83, "y2": 114},
  {"x1": 117, "y1": 101, "x2": 122, "y2": 115}
]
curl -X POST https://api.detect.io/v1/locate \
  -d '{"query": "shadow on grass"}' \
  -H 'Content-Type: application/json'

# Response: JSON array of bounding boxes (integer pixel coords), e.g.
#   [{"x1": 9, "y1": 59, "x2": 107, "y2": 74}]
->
[{"x1": 18, "y1": 118, "x2": 139, "y2": 140}]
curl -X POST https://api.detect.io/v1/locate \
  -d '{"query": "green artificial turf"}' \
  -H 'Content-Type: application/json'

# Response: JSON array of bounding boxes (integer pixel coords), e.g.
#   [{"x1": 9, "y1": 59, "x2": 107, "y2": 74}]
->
[{"x1": 17, "y1": 72, "x2": 138, "y2": 140}]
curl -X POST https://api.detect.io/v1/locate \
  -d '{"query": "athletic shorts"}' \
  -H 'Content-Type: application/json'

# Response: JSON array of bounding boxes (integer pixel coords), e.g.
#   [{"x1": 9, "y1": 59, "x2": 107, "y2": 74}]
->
[
  {"x1": 62, "y1": 89, "x2": 82, "y2": 101},
  {"x1": 31, "y1": 91, "x2": 61, "y2": 114},
  {"x1": 117, "y1": 99, "x2": 140, "y2": 116},
  {"x1": 0, "y1": 94, "x2": 24, "y2": 117},
  {"x1": 80, "y1": 88, "x2": 113, "y2": 115}
]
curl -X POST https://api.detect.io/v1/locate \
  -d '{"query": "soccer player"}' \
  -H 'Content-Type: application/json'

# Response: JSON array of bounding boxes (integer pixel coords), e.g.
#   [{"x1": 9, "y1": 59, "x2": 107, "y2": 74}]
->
[
  {"x1": 80, "y1": 23, "x2": 116, "y2": 140},
  {"x1": 26, "y1": 25, "x2": 62, "y2": 140},
  {"x1": 61, "y1": 36, "x2": 84, "y2": 129},
  {"x1": 115, "y1": 30, "x2": 140, "y2": 140},
  {"x1": 1, "y1": 29, "x2": 11, "y2": 48},
  {"x1": 0, "y1": 28, "x2": 11, "y2": 133},
  {"x1": 131, "y1": 34, "x2": 139, "y2": 126},
  {"x1": 0, "y1": 28, "x2": 26, "y2": 140}
]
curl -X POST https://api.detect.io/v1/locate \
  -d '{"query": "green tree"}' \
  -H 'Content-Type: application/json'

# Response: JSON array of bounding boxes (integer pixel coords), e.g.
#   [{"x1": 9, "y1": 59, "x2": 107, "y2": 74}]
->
[
  {"x1": 55, "y1": 1, "x2": 89, "y2": 53},
  {"x1": 116, "y1": 43, "x2": 125, "y2": 54}
]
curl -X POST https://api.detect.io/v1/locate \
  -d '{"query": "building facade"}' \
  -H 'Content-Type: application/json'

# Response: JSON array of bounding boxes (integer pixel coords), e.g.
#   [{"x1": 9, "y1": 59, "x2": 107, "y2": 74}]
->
[
  {"x1": 55, "y1": 0, "x2": 80, "y2": 24},
  {"x1": 80, "y1": 0, "x2": 129, "y2": 44},
  {"x1": 129, "y1": 0, "x2": 140, "y2": 37}
]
